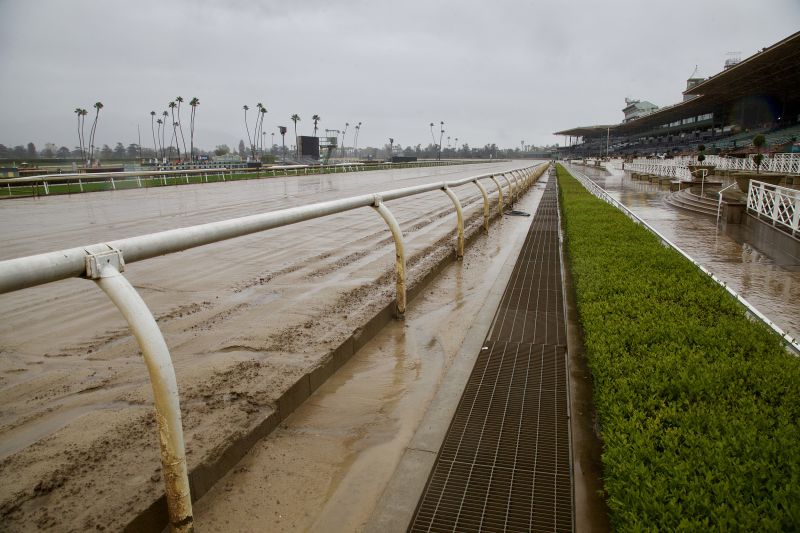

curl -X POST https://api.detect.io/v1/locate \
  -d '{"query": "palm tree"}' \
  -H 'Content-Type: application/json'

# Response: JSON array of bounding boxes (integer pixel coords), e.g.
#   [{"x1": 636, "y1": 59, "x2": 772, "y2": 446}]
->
[
  {"x1": 255, "y1": 104, "x2": 263, "y2": 156},
  {"x1": 438, "y1": 121, "x2": 445, "y2": 161},
  {"x1": 171, "y1": 122, "x2": 179, "y2": 161},
  {"x1": 74, "y1": 108, "x2": 88, "y2": 164},
  {"x1": 312, "y1": 114, "x2": 321, "y2": 137},
  {"x1": 189, "y1": 98, "x2": 199, "y2": 163},
  {"x1": 80, "y1": 109, "x2": 88, "y2": 163},
  {"x1": 254, "y1": 103, "x2": 268, "y2": 157},
  {"x1": 162, "y1": 111, "x2": 169, "y2": 160},
  {"x1": 259, "y1": 106, "x2": 267, "y2": 157},
  {"x1": 156, "y1": 118, "x2": 164, "y2": 160},
  {"x1": 290, "y1": 114, "x2": 301, "y2": 158},
  {"x1": 243, "y1": 105, "x2": 254, "y2": 160},
  {"x1": 429, "y1": 122, "x2": 436, "y2": 145},
  {"x1": 354, "y1": 122, "x2": 362, "y2": 159},
  {"x1": 341, "y1": 122, "x2": 349, "y2": 158},
  {"x1": 168, "y1": 101, "x2": 180, "y2": 161},
  {"x1": 88, "y1": 102, "x2": 103, "y2": 163},
  {"x1": 175, "y1": 97, "x2": 187, "y2": 159},
  {"x1": 150, "y1": 111, "x2": 157, "y2": 162}
]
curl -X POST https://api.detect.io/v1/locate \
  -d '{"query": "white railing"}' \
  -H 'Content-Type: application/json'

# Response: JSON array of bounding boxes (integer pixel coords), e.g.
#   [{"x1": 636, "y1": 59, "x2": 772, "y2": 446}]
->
[
  {"x1": 747, "y1": 180, "x2": 800, "y2": 238},
  {"x1": 0, "y1": 163, "x2": 545, "y2": 531},
  {"x1": 625, "y1": 161, "x2": 690, "y2": 180},
  {"x1": 629, "y1": 153, "x2": 800, "y2": 175},
  {"x1": 564, "y1": 164, "x2": 800, "y2": 356},
  {"x1": 0, "y1": 159, "x2": 486, "y2": 198}
]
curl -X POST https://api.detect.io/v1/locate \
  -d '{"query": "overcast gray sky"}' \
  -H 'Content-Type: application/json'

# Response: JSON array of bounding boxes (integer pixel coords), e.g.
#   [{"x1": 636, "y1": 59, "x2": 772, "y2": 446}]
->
[{"x1": 1, "y1": 0, "x2": 798, "y2": 152}]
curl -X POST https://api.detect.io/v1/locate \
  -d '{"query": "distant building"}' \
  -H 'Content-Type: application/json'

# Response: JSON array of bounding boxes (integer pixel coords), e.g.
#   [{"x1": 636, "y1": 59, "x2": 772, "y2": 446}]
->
[
  {"x1": 622, "y1": 98, "x2": 659, "y2": 122},
  {"x1": 683, "y1": 78, "x2": 706, "y2": 102}
]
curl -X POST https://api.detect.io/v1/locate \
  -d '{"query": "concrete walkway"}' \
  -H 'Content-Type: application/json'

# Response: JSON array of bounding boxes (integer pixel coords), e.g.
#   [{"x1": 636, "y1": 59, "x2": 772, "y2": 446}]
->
[{"x1": 367, "y1": 171, "x2": 575, "y2": 532}]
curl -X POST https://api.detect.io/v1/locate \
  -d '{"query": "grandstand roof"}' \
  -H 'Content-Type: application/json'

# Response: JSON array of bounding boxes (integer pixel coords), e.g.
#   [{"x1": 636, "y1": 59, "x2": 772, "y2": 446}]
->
[
  {"x1": 554, "y1": 31, "x2": 800, "y2": 137},
  {"x1": 553, "y1": 125, "x2": 614, "y2": 137},
  {"x1": 684, "y1": 31, "x2": 800, "y2": 99}
]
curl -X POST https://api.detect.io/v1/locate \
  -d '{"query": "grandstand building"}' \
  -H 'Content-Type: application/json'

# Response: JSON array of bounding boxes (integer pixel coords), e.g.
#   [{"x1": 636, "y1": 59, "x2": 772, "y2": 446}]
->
[
  {"x1": 623, "y1": 98, "x2": 659, "y2": 122},
  {"x1": 556, "y1": 31, "x2": 800, "y2": 158}
]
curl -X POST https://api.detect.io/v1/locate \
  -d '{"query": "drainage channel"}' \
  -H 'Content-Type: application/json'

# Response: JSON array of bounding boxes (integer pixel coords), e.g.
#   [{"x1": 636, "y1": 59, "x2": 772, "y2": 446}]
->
[{"x1": 408, "y1": 175, "x2": 573, "y2": 532}]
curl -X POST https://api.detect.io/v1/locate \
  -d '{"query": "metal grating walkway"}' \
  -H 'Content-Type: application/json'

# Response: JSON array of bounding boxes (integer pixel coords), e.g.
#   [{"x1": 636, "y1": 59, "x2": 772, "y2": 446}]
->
[{"x1": 409, "y1": 175, "x2": 573, "y2": 532}]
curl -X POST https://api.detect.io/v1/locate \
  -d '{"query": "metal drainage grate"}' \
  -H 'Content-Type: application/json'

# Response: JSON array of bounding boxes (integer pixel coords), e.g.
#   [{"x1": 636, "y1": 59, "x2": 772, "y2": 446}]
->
[{"x1": 409, "y1": 176, "x2": 572, "y2": 532}]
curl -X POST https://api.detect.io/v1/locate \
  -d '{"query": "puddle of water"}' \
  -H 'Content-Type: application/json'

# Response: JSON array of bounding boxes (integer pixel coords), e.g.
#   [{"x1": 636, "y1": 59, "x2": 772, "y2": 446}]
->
[{"x1": 572, "y1": 164, "x2": 800, "y2": 339}]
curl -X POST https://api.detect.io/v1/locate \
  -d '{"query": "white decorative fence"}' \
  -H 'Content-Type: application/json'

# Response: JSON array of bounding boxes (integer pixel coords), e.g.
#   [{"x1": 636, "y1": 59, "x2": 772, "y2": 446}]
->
[
  {"x1": 628, "y1": 153, "x2": 800, "y2": 175},
  {"x1": 625, "y1": 161, "x2": 691, "y2": 180},
  {"x1": 747, "y1": 180, "x2": 800, "y2": 238}
]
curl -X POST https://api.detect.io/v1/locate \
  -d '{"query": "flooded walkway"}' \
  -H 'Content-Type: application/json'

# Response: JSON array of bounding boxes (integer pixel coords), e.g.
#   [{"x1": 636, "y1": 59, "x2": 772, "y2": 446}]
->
[{"x1": 569, "y1": 163, "x2": 800, "y2": 342}]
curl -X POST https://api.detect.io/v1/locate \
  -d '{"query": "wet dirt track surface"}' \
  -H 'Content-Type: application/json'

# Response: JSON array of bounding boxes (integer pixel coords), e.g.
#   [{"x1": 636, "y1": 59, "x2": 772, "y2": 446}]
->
[
  {"x1": 570, "y1": 163, "x2": 800, "y2": 341},
  {"x1": 191, "y1": 174, "x2": 551, "y2": 533},
  {"x1": 0, "y1": 161, "x2": 540, "y2": 531}
]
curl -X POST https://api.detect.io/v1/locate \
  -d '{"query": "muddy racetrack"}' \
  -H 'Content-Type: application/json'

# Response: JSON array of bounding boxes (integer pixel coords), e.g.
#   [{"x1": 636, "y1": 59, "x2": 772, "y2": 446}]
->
[{"x1": 0, "y1": 162, "x2": 539, "y2": 531}]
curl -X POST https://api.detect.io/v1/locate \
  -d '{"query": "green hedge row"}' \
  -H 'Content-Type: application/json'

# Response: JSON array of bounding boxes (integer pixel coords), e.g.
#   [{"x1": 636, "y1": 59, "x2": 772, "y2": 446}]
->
[{"x1": 557, "y1": 165, "x2": 800, "y2": 530}]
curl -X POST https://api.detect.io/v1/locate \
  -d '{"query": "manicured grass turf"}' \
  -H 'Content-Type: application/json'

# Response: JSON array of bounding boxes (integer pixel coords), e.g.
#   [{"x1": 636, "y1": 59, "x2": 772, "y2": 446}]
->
[{"x1": 557, "y1": 164, "x2": 800, "y2": 530}]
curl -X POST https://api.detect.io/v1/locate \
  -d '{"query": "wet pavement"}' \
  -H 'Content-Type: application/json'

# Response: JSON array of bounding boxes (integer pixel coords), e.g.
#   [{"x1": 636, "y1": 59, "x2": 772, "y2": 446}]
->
[{"x1": 568, "y1": 163, "x2": 800, "y2": 341}]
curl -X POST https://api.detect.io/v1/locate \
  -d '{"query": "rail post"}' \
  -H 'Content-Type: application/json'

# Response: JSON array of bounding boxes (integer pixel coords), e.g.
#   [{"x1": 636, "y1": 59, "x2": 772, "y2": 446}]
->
[
  {"x1": 500, "y1": 173, "x2": 514, "y2": 205},
  {"x1": 372, "y1": 198, "x2": 407, "y2": 317},
  {"x1": 510, "y1": 170, "x2": 521, "y2": 195},
  {"x1": 490, "y1": 175, "x2": 504, "y2": 213},
  {"x1": 85, "y1": 247, "x2": 193, "y2": 532},
  {"x1": 441, "y1": 186, "x2": 464, "y2": 259},
  {"x1": 472, "y1": 179, "x2": 490, "y2": 232}
]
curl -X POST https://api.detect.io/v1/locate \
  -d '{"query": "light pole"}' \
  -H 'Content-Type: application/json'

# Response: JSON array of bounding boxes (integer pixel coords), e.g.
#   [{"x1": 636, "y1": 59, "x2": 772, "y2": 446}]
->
[{"x1": 279, "y1": 126, "x2": 287, "y2": 163}]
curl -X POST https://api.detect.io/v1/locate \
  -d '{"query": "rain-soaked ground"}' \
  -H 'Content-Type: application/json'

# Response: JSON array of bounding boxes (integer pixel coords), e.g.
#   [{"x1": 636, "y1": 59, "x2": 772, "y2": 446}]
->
[
  {"x1": 568, "y1": 163, "x2": 800, "y2": 341},
  {"x1": 0, "y1": 161, "x2": 545, "y2": 531}
]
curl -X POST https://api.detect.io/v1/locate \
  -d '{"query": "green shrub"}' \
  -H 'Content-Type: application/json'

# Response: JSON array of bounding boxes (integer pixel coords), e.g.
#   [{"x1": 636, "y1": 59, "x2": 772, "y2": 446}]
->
[{"x1": 557, "y1": 164, "x2": 800, "y2": 530}]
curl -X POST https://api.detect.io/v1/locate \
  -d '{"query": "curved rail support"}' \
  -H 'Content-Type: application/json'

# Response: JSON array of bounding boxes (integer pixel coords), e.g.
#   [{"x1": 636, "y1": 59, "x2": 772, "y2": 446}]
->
[
  {"x1": 500, "y1": 173, "x2": 515, "y2": 206},
  {"x1": 88, "y1": 251, "x2": 193, "y2": 533},
  {"x1": 510, "y1": 170, "x2": 522, "y2": 196},
  {"x1": 441, "y1": 186, "x2": 465, "y2": 259},
  {"x1": 372, "y1": 198, "x2": 407, "y2": 317},
  {"x1": 490, "y1": 175, "x2": 504, "y2": 214},
  {"x1": 472, "y1": 179, "x2": 490, "y2": 233},
  {"x1": 520, "y1": 169, "x2": 529, "y2": 189}
]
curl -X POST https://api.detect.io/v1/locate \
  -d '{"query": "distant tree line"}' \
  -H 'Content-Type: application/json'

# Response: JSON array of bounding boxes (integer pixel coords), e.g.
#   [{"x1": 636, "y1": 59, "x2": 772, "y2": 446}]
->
[{"x1": 0, "y1": 139, "x2": 554, "y2": 162}]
